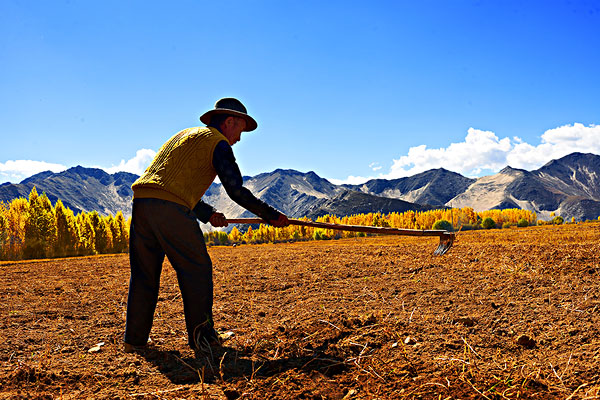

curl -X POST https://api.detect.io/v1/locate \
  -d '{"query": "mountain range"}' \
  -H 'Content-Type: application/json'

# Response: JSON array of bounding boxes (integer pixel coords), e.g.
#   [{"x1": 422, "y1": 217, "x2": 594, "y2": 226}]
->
[
  {"x1": 1, "y1": 152, "x2": 600, "y2": 222},
  {"x1": 0, "y1": 166, "x2": 137, "y2": 217}
]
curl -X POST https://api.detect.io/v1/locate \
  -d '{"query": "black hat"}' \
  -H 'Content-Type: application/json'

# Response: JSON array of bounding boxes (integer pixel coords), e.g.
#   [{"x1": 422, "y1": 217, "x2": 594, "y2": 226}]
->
[{"x1": 199, "y1": 98, "x2": 258, "y2": 132}]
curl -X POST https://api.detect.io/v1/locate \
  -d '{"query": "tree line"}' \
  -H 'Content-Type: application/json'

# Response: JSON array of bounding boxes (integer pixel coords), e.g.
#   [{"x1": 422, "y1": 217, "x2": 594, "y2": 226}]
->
[
  {"x1": 1, "y1": 187, "x2": 548, "y2": 259},
  {"x1": 203, "y1": 207, "x2": 540, "y2": 246},
  {"x1": 0, "y1": 187, "x2": 129, "y2": 261}
]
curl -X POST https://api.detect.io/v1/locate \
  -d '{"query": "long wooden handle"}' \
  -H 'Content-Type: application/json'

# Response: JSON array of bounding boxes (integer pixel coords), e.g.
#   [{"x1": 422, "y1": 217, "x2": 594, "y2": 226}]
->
[{"x1": 225, "y1": 218, "x2": 449, "y2": 237}]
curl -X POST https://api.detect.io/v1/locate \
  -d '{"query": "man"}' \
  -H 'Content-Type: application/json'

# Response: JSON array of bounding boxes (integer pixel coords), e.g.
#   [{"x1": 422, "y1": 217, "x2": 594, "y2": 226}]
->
[{"x1": 124, "y1": 98, "x2": 289, "y2": 353}]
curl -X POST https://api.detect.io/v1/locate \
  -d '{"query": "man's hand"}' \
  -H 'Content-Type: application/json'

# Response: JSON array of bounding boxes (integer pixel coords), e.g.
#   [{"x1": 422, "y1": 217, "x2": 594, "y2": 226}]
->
[
  {"x1": 269, "y1": 213, "x2": 290, "y2": 227},
  {"x1": 209, "y1": 212, "x2": 228, "y2": 227}
]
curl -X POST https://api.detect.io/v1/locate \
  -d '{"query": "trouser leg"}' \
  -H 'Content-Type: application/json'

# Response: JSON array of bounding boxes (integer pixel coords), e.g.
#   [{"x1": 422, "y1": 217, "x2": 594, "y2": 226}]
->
[
  {"x1": 124, "y1": 201, "x2": 165, "y2": 346},
  {"x1": 169, "y1": 240, "x2": 214, "y2": 347},
  {"x1": 154, "y1": 209, "x2": 214, "y2": 347}
]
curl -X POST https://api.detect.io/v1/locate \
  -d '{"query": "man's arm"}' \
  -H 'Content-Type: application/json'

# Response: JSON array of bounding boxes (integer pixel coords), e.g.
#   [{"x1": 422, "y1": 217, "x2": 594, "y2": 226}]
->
[
  {"x1": 212, "y1": 140, "x2": 288, "y2": 226},
  {"x1": 192, "y1": 200, "x2": 216, "y2": 223}
]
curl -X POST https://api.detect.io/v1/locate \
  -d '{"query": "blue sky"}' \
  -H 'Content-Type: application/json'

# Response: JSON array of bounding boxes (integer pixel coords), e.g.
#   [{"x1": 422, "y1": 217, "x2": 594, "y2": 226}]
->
[{"x1": 1, "y1": 0, "x2": 599, "y2": 184}]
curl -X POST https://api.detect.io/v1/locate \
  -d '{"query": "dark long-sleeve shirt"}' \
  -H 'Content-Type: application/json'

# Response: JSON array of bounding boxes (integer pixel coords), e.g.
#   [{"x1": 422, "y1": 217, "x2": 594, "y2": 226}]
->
[{"x1": 193, "y1": 141, "x2": 281, "y2": 223}]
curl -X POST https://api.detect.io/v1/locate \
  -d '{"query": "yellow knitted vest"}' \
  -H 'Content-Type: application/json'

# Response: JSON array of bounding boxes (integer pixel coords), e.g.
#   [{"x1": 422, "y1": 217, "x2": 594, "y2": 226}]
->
[{"x1": 132, "y1": 127, "x2": 228, "y2": 209}]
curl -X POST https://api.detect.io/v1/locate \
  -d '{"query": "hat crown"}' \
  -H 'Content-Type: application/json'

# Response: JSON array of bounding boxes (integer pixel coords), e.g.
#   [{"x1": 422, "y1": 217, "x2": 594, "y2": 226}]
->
[
  {"x1": 215, "y1": 98, "x2": 247, "y2": 114},
  {"x1": 199, "y1": 97, "x2": 258, "y2": 132}
]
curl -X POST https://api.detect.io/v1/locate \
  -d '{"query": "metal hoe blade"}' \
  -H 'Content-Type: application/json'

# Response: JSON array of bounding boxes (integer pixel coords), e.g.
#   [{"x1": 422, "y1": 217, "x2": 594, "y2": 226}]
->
[{"x1": 433, "y1": 232, "x2": 455, "y2": 256}]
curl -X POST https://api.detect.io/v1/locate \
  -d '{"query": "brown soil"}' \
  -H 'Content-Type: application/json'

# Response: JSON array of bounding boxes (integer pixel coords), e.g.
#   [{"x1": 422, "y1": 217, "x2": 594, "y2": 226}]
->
[{"x1": 1, "y1": 223, "x2": 600, "y2": 399}]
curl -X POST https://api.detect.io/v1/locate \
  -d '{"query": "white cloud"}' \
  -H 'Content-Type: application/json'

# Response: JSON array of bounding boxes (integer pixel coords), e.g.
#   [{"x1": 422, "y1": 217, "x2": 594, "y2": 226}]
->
[
  {"x1": 0, "y1": 160, "x2": 67, "y2": 184},
  {"x1": 384, "y1": 128, "x2": 514, "y2": 178},
  {"x1": 505, "y1": 123, "x2": 600, "y2": 170},
  {"x1": 369, "y1": 162, "x2": 382, "y2": 171},
  {"x1": 332, "y1": 122, "x2": 600, "y2": 184},
  {"x1": 383, "y1": 123, "x2": 600, "y2": 179},
  {"x1": 103, "y1": 149, "x2": 156, "y2": 175},
  {"x1": 329, "y1": 175, "x2": 372, "y2": 185},
  {"x1": 0, "y1": 149, "x2": 155, "y2": 184}
]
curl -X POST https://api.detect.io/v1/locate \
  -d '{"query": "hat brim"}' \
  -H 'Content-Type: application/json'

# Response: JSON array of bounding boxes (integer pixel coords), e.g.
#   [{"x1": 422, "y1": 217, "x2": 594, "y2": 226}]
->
[{"x1": 200, "y1": 109, "x2": 257, "y2": 132}]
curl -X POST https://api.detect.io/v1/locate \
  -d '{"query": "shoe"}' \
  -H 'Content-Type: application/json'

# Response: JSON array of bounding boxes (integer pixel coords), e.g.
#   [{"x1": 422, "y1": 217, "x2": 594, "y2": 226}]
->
[
  {"x1": 194, "y1": 327, "x2": 228, "y2": 357},
  {"x1": 123, "y1": 343, "x2": 146, "y2": 353},
  {"x1": 194, "y1": 331, "x2": 221, "y2": 350}
]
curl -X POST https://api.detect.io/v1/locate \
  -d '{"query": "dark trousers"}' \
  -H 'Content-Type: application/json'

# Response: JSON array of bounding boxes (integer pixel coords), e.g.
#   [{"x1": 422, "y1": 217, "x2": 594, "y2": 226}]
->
[{"x1": 124, "y1": 198, "x2": 214, "y2": 348}]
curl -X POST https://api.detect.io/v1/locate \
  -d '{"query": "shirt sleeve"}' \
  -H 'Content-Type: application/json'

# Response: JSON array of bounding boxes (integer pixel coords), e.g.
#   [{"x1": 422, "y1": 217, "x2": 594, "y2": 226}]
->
[
  {"x1": 212, "y1": 140, "x2": 282, "y2": 222},
  {"x1": 192, "y1": 200, "x2": 217, "y2": 223}
]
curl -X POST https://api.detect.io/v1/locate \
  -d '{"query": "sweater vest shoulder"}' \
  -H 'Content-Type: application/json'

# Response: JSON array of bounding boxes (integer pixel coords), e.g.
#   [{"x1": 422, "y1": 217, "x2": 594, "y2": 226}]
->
[{"x1": 132, "y1": 127, "x2": 228, "y2": 209}]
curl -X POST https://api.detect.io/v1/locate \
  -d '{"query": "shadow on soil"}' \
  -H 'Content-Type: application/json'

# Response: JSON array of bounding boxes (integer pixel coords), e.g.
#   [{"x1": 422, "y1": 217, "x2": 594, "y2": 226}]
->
[{"x1": 137, "y1": 345, "x2": 348, "y2": 385}]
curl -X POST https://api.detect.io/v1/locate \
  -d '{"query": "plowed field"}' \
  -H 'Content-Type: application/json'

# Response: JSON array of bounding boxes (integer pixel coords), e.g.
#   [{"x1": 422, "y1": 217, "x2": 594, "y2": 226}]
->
[{"x1": 1, "y1": 223, "x2": 600, "y2": 399}]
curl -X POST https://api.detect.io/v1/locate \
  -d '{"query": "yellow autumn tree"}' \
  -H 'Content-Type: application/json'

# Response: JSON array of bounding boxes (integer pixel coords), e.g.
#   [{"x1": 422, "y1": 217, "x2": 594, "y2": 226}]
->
[
  {"x1": 54, "y1": 199, "x2": 79, "y2": 257},
  {"x1": 76, "y1": 213, "x2": 95, "y2": 255},
  {"x1": 0, "y1": 202, "x2": 7, "y2": 260},
  {"x1": 105, "y1": 212, "x2": 128, "y2": 253},
  {"x1": 242, "y1": 226, "x2": 254, "y2": 243},
  {"x1": 229, "y1": 226, "x2": 242, "y2": 243},
  {"x1": 102, "y1": 215, "x2": 115, "y2": 253},
  {"x1": 3, "y1": 198, "x2": 28, "y2": 259},
  {"x1": 0, "y1": 187, "x2": 135, "y2": 260},
  {"x1": 88, "y1": 211, "x2": 112, "y2": 254},
  {"x1": 114, "y1": 211, "x2": 129, "y2": 252},
  {"x1": 23, "y1": 188, "x2": 57, "y2": 259}
]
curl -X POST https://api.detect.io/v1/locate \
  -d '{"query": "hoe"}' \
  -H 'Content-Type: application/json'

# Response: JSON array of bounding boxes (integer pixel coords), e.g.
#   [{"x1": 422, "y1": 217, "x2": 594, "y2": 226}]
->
[{"x1": 225, "y1": 218, "x2": 455, "y2": 256}]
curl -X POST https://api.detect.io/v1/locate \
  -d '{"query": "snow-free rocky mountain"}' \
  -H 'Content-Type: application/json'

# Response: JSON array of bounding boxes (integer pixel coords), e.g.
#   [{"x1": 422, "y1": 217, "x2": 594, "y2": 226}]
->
[
  {"x1": 1, "y1": 152, "x2": 600, "y2": 222},
  {"x1": 0, "y1": 166, "x2": 137, "y2": 218},
  {"x1": 202, "y1": 169, "x2": 435, "y2": 221},
  {"x1": 342, "y1": 168, "x2": 475, "y2": 207},
  {"x1": 448, "y1": 152, "x2": 600, "y2": 221}
]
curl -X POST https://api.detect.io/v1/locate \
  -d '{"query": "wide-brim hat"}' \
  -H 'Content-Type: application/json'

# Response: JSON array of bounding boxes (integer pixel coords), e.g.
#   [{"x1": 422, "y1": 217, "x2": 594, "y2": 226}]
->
[{"x1": 199, "y1": 97, "x2": 257, "y2": 132}]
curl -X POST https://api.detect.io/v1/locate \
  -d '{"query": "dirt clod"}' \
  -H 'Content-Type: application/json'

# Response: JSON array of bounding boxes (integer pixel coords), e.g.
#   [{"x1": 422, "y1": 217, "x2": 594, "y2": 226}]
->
[
  {"x1": 517, "y1": 334, "x2": 536, "y2": 348},
  {"x1": 223, "y1": 388, "x2": 241, "y2": 400},
  {"x1": 454, "y1": 316, "x2": 476, "y2": 327}
]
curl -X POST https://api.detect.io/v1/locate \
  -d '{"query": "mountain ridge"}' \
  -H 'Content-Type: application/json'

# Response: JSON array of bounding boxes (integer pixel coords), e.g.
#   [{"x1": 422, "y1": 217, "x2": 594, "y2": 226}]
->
[
  {"x1": 1, "y1": 152, "x2": 600, "y2": 222},
  {"x1": 0, "y1": 166, "x2": 138, "y2": 217},
  {"x1": 448, "y1": 152, "x2": 600, "y2": 220}
]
